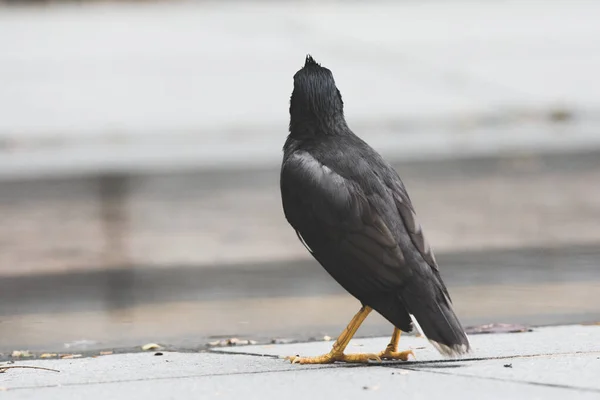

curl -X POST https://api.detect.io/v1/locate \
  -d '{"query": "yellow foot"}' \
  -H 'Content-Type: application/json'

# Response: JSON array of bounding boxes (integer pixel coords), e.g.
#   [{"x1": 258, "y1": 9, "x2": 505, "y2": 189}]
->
[
  {"x1": 285, "y1": 352, "x2": 382, "y2": 365},
  {"x1": 378, "y1": 349, "x2": 415, "y2": 361}
]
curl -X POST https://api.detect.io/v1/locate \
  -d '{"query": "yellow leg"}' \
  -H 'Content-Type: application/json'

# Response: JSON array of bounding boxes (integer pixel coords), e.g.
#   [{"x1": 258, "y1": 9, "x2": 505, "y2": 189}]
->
[
  {"x1": 286, "y1": 306, "x2": 383, "y2": 364},
  {"x1": 378, "y1": 328, "x2": 414, "y2": 361}
]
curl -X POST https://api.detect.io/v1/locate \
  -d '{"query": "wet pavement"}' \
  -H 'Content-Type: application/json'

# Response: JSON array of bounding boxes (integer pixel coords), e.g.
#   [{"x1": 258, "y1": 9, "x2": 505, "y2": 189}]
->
[
  {"x1": 2, "y1": 150, "x2": 600, "y2": 276},
  {"x1": 1, "y1": 151, "x2": 600, "y2": 356},
  {"x1": 1, "y1": 244, "x2": 599, "y2": 356}
]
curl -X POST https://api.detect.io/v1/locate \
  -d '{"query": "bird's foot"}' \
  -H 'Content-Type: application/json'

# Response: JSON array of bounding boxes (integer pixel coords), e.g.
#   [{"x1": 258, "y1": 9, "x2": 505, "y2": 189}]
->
[
  {"x1": 378, "y1": 348, "x2": 414, "y2": 362},
  {"x1": 285, "y1": 351, "x2": 382, "y2": 365}
]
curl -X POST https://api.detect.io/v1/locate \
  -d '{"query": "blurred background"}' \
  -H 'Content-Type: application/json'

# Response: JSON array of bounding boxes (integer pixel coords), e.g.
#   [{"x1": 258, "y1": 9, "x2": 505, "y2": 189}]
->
[{"x1": 1, "y1": 0, "x2": 600, "y2": 356}]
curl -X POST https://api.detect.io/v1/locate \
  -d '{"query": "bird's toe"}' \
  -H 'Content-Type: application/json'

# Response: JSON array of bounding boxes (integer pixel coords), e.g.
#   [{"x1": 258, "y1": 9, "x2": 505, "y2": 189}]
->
[{"x1": 378, "y1": 349, "x2": 415, "y2": 362}]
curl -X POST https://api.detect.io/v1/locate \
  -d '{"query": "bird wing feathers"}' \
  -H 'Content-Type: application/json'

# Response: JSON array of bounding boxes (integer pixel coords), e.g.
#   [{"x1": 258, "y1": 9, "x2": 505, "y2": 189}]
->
[{"x1": 281, "y1": 150, "x2": 441, "y2": 292}]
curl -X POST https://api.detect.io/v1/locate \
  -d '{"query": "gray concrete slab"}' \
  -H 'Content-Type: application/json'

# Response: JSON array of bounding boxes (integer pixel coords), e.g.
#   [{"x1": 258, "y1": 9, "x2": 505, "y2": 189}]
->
[
  {"x1": 4, "y1": 364, "x2": 598, "y2": 400},
  {"x1": 216, "y1": 325, "x2": 600, "y2": 361},
  {"x1": 412, "y1": 353, "x2": 600, "y2": 392},
  {"x1": 0, "y1": 353, "x2": 314, "y2": 390},
  {"x1": 1, "y1": 325, "x2": 599, "y2": 399}
]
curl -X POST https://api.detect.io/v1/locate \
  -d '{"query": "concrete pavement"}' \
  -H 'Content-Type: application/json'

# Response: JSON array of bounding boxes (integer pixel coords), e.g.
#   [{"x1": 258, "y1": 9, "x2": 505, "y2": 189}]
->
[
  {"x1": 1, "y1": 325, "x2": 599, "y2": 399},
  {"x1": 2, "y1": 0, "x2": 600, "y2": 178}
]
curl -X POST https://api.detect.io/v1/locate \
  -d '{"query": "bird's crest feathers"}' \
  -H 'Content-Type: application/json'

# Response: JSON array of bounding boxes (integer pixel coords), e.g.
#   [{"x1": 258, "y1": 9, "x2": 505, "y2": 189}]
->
[{"x1": 304, "y1": 54, "x2": 320, "y2": 68}]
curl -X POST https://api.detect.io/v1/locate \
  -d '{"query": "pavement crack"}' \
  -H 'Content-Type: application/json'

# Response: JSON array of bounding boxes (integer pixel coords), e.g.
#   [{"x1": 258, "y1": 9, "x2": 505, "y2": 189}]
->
[
  {"x1": 3, "y1": 365, "x2": 344, "y2": 392},
  {"x1": 212, "y1": 349, "x2": 600, "y2": 365},
  {"x1": 207, "y1": 349, "x2": 281, "y2": 359},
  {"x1": 399, "y1": 366, "x2": 600, "y2": 394}
]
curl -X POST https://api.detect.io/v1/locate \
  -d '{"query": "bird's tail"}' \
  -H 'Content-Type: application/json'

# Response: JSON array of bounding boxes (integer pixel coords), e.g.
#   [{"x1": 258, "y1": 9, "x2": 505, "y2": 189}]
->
[{"x1": 401, "y1": 285, "x2": 471, "y2": 357}]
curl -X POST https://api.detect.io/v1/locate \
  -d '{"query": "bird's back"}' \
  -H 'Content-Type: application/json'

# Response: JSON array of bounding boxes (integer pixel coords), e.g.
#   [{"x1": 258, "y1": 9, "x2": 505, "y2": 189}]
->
[{"x1": 282, "y1": 131, "x2": 415, "y2": 258}]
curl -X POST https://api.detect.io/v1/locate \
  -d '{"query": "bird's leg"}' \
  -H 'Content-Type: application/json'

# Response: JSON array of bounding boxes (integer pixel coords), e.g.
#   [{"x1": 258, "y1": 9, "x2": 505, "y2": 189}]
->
[
  {"x1": 377, "y1": 327, "x2": 414, "y2": 361},
  {"x1": 286, "y1": 305, "x2": 384, "y2": 364}
]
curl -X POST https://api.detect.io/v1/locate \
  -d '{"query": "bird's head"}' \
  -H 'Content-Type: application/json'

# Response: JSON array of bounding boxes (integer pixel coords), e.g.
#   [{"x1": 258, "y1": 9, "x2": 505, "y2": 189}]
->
[{"x1": 289, "y1": 55, "x2": 345, "y2": 132}]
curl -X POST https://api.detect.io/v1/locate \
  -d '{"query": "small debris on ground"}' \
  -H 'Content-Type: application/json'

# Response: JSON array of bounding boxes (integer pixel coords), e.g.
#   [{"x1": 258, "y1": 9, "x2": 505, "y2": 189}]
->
[
  {"x1": 154, "y1": 352, "x2": 163, "y2": 356},
  {"x1": 504, "y1": 363, "x2": 513, "y2": 368},
  {"x1": 308, "y1": 335, "x2": 333, "y2": 342},
  {"x1": 60, "y1": 354, "x2": 82, "y2": 359},
  {"x1": 466, "y1": 323, "x2": 532, "y2": 335},
  {"x1": 391, "y1": 371, "x2": 409, "y2": 375},
  {"x1": 208, "y1": 338, "x2": 257, "y2": 347},
  {"x1": 11, "y1": 351, "x2": 33, "y2": 358},
  {"x1": 99, "y1": 351, "x2": 114, "y2": 356},
  {"x1": 271, "y1": 338, "x2": 296, "y2": 345},
  {"x1": 362, "y1": 385, "x2": 380, "y2": 391},
  {"x1": 142, "y1": 343, "x2": 162, "y2": 351},
  {"x1": 0, "y1": 366, "x2": 60, "y2": 373}
]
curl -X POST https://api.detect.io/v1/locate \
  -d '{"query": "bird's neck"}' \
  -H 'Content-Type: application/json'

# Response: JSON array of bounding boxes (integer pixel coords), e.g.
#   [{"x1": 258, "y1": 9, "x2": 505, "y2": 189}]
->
[{"x1": 289, "y1": 109, "x2": 348, "y2": 139}]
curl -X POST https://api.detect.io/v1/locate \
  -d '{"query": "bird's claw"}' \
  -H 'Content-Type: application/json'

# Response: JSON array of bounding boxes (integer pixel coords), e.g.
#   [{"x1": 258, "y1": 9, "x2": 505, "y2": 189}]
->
[
  {"x1": 284, "y1": 355, "x2": 303, "y2": 364},
  {"x1": 378, "y1": 349, "x2": 415, "y2": 361}
]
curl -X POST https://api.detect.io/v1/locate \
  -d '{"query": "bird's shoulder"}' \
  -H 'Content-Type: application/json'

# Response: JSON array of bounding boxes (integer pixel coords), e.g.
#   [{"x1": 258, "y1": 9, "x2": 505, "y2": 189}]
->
[
  {"x1": 281, "y1": 134, "x2": 407, "y2": 239},
  {"x1": 282, "y1": 134, "x2": 391, "y2": 191}
]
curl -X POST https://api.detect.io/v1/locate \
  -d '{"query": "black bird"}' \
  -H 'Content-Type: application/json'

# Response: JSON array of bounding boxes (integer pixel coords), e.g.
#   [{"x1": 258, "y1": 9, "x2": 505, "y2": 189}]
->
[{"x1": 280, "y1": 55, "x2": 471, "y2": 364}]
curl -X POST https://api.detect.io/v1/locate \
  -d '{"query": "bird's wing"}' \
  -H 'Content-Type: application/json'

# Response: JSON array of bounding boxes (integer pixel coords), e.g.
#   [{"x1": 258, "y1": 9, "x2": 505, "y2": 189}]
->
[
  {"x1": 391, "y1": 183, "x2": 439, "y2": 272},
  {"x1": 391, "y1": 179, "x2": 451, "y2": 299},
  {"x1": 281, "y1": 151, "x2": 417, "y2": 289}
]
